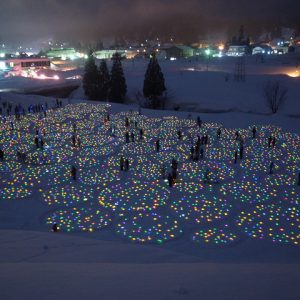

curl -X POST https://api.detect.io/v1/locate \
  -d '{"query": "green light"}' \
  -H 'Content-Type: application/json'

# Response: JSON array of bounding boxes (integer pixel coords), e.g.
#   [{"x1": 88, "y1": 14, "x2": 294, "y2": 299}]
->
[{"x1": 205, "y1": 49, "x2": 211, "y2": 56}]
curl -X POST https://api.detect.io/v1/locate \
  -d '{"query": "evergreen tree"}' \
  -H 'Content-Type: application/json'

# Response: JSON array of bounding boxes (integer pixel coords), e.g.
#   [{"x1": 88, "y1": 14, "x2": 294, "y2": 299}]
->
[
  {"x1": 98, "y1": 60, "x2": 110, "y2": 100},
  {"x1": 83, "y1": 51, "x2": 100, "y2": 100},
  {"x1": 143, "y1": 53, "x2": 166, "y2": 109},
  {"x1": 108, "y1": 53, "x2": 127, "y2": 103}
]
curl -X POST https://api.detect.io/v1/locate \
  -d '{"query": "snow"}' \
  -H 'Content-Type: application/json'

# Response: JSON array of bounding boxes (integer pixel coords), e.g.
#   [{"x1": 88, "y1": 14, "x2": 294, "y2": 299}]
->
[{"x1": 0, "y1": 56, "x2": 300, "y2": 300}]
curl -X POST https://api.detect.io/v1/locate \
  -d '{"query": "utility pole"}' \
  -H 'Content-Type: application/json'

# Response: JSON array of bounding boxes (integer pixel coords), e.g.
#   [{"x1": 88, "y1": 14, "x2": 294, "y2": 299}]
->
[{"x1": 234, "y1": 56, "x2": 246, "y2": 82}]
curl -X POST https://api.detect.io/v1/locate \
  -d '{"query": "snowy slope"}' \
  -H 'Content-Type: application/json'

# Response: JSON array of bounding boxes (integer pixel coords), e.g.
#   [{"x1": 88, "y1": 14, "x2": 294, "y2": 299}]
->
[{"x1": 0, "y1": 58, "x2": 300, "y2": 299}]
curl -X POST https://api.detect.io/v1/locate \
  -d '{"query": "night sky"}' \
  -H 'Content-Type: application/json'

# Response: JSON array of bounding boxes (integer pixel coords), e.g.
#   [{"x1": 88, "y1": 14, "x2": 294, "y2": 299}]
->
[{"x1": 0, "y1": 0, "x2": 299, "y2": 43}]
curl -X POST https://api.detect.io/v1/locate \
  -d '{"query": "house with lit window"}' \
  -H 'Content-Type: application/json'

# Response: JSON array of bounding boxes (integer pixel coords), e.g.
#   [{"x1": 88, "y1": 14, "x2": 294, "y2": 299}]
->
[
  {"x1": 3, "y1": 57, "x2": 51, "y2": 76},
  {"x1": 165, "y1": 45, "x2": 195, "y2": 59},
  {"x1": 226, "y1": 45, "x2": 249, "y2": 56}
]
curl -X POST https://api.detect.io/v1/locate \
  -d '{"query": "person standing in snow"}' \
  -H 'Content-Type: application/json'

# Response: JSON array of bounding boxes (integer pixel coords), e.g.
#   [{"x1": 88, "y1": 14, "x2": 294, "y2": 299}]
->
[
  {"x1": 130, "y1": 132, "x2": 135, "y2": 143},
  {"x1": 156, "y1": 140, "x2": 160, "y2": 152},
  {"x1": 172, "y1": 168, "x2": 177, "y2": 181},
  {"x1": 125, "y1": 132, "x2": 130, "y2": 143},
  {"x1": 52, "y1": 223, "x2": 58, "y2": 232},
  {"x1": 235, "y1": 131, "x2": 239, "y2": 140},
  {"x1": 190, "y1": 146, "x2": 194, "y2": 160},
  {"x1": 177, "y1": 130, "x2": 182, "y2": 140},
  {"x1": 120, "y1": 157, "x2": 125, "y2": 171},
  {"x1": 125, "y1": 117, "x2": 129, "y2": 127},
  {"x1": 40, "y1": 138, "x2": 44, "y2": 150},
  {"x1": 269, "y1": 162, "x2": 274, "y2": 175},
  {"x1": 252, "y1": 126, "x2": 257, "y2": 139},
  {"x1": 172, "y1": 158, "x2": 178, "y2": 171},
  {"x1": 239, "y1": 145, "x2": 244, "y2": 159},
  {"x1": 234, "y1": 150, "x2": 238, "y2": 164},
  {"x1": 72, "y1": 134, "x2": 76, "y2": 147},
  {"x1": 139, "y1": 128, "x2": 144, "y2": 141},
  {"x1": 0, "y1": 149, "x2": 4, "y2": 161},
  {"x1": 34, "y1": 135, "x2": 39, "y2": 148},
  {"x1": 217, "y1": 128, "x2": 221, "y2": 138},
  {"x1": 197, "y1": 116, "x2": 202, "y2": 128},
  {"x1": 77, "y1": 137, "x2": 81, "y2": 148},
  {"x1": 71, "y1": 165, "x2": 77, "y2": 180},
  {"x1": 268, "y1": 136, "x2": 272, "y2": 148}
]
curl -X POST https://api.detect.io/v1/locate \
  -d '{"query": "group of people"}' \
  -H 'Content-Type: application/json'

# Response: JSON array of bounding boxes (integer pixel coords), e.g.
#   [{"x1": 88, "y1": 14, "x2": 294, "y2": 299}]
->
[
  {"x1": 0, "y1": 97, "x2": 64, "y2": 119},
  {"x1": 190, "y1": 135, "x2": 207, "y2": 161}
]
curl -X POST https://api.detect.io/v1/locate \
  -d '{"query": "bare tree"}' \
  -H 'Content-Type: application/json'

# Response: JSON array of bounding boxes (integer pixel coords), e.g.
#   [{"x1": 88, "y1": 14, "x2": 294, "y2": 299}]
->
[{"x1": 264, "y1": 81, "x2": 288, "y2": 114}]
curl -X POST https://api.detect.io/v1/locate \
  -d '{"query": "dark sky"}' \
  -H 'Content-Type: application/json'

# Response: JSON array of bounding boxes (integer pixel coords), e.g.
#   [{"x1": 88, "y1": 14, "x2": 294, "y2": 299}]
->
[{"x1": 0, "y1": 0, "x2": 299, "y2": 44}]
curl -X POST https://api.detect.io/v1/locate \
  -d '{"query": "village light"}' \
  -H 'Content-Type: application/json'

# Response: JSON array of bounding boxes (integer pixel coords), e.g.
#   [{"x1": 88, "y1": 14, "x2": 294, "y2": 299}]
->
[
  {"x1": 0, "y1": 61, "x2": 6, "y2": 70},
  {"x1": 218, "y1": 44, "x2": 224, "y2": 51}
]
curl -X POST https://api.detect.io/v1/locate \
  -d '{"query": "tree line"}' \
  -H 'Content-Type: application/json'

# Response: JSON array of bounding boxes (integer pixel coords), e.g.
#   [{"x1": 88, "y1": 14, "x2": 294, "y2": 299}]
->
[{"x1": 83, "y1": 52, "x2": 166, "y2": 109}]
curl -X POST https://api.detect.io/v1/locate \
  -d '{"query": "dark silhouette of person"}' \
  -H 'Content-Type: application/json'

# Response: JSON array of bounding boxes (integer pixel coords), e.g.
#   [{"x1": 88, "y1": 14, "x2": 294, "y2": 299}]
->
[
  {"x1": 52, "y1": 223, "x2": 58, "y2": 232},
  {"x1": 156, "y1": 140, "x2": 160, "y2": 152},
  {"x1": 234, "y1": 150, "x2": 238, "y2": 164},
  {"x1": 71, "y1": 165, "x2": 77, "y2": 180},
  {"x1": 0, "y1": 149, "x2": 4, "y2": 161},
  {"x1": 252, "y1": 126, "x2": 257, "y2": 139}
]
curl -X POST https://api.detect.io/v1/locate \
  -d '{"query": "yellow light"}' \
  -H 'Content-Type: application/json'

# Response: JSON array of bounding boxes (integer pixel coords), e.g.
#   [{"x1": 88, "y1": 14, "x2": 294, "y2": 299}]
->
[{"x1": 287, "y1": 71, "x2": 299, "y2": 78}]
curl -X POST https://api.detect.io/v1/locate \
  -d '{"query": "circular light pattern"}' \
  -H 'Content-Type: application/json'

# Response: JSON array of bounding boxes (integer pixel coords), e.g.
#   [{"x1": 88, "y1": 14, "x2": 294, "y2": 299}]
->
[
  {"x1": 79, "y1": 168, "x2": 120, "y2": 186},
  {"x1": 192, "y1": 224, "x2": 239, "y2": 245},
  {"x1": 279, "y1": 187, "x2": 300, "y2": 206},
  {"x1": 116, "y1": 211, "x2": 183, "y2": 243},
  {"x1": 120, "y1": 142, "x2": 154, "y2": 156},
  {"x1": 0, "y1": 184, "x2": 32, "y2": 200},
  {"x1": 26, "y1": 146, "x2": 74, "y2": 165},
  {"x1": 170, "y1": 188, "x2": 232, "y2": 224},
  {"x1": 43, "y1": 185, "x2": 98, "y2": 207},
  {"x1": 46, "y1": 206, "x2": 112, "y2": 232},
  {"x1": 180, "y1": 161, "x2": 235, "y2": 182},
  {"x1": 0, "y1": 103, "x2": 299, "y2": 248},
  {"x1": 173, "y1": 179, "x2": 205, "y2": 194},
  {"x1": 237, "y1": 203, "x2": 300, "y2": 245},
  {"x1": 133, "y1": 160, "x2": 164, "y2": 181},
  {"x1": 99, "y1": 180, "x2": 169, "y2": 212},
  {"x1": 221, "y1": 180, "x2": 278, "y2": 204}
]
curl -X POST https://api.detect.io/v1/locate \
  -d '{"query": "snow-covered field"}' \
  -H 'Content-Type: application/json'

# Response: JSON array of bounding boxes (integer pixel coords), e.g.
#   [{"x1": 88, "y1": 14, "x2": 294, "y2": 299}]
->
[
  {"x1": 1, "y1": 54, "x2": 300, "y2": 115},
  {"x1": 0, "y1": 56, "x2": 300, "y2": 300}
]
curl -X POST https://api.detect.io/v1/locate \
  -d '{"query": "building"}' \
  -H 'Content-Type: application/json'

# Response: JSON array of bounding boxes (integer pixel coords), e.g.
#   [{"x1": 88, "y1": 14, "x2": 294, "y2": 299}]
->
[
  {"x1": 226, "y1": 45, "x2": 249, "y2": 57},
  {"x1": 93, "y1": 50, "x2": 126, "y2": 60},
  {"x1": 46, "y1": 48, "x2": 79, "y2": 60},
  {"x1": 165, "y1": 45, "x2": 195, "y2": 59},
  {"x1": 1, "y1": 57, "x2": 51, "y2": 76},
  {"x1": 252, "y1": 45, "x2": 273, "y2": 55}
]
